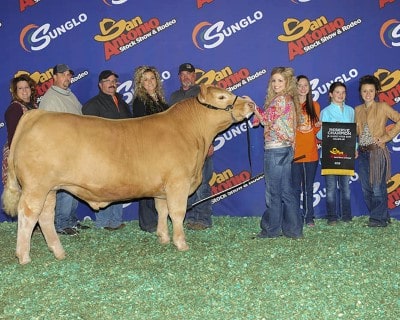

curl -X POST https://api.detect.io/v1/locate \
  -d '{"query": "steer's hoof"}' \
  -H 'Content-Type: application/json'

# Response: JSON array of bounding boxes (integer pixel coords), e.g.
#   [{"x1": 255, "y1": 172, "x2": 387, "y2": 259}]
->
[
  {"x1": 16, "y1": 253, "x2": 31, "y2": 265},
  {"x1": 175, "y1": 242, "x2": 189, "y2": 251},
  {"x1": 158, "y1": 235, "x2": 170, "y2": 245},
  {"x1": 49, "y1": 245, "x2": 66, "y2": 261},
  {"x1": 54, "y1": 251, "x2": 66, "y2": 260}
]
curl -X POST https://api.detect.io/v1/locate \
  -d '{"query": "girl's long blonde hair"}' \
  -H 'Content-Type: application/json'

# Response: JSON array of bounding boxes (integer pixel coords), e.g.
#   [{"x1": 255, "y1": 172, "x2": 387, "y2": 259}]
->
[
  {"x1": 264, "y1": 67, "x2": 298, "y2": 107},
  {"x1": 263, "y1": 66, "x2": 300, "y2": 123}
]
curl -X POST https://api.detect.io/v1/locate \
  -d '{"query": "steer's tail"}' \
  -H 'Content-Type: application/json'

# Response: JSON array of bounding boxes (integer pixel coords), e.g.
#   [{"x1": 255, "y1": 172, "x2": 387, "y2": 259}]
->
[{"x1": 1, "y1": 147, "x2": 21, "y2": 217}]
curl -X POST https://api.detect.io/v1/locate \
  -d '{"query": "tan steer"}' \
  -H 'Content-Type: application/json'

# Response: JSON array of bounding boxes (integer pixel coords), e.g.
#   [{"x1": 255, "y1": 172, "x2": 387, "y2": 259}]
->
[{"x1": 2, "y1": 84, "x2": 255, "y2": 264}]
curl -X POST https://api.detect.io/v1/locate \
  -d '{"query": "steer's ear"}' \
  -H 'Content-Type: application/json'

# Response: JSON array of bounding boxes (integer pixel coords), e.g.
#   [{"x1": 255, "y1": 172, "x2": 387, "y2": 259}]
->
[{"x1": 197, "y1": 84, "x2": 210, "y2": 103}]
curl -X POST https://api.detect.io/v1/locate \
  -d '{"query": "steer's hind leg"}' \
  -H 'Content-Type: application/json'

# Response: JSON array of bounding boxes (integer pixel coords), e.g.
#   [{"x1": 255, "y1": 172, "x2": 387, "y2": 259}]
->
[
  {"x1": 155, "y1": 198, "x2": 170, "y2": 245},
  {"x1": 39, "y1": 191, "x2": 65, "y2": 260},
  {"x1": 15, "y1": 193, "x2": 41, "y2": 264}
]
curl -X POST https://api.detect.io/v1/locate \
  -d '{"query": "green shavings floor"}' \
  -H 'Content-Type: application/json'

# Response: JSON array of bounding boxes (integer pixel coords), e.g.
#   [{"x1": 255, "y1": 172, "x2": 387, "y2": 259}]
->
[{"x1": 0, "y1": 216, "x2": 399, "y2": 320}]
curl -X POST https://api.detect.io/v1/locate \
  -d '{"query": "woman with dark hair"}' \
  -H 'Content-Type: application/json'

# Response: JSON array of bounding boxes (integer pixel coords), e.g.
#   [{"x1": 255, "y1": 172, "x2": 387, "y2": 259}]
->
[
  {"x1": 355, "y1": 75, "x2": 400, "y2": 227},
  {"x1": 132, "y1": 66, "x2": 169, "y2": 232},
  {"x1": 292, "y1": 75, "x2": 321, "y2": 227},
  {"x1": 2, "y1": 74, "x2": 38, "y2": 185},
  {"x1": 317, "y1": 81, "x2": 354, "y2": 225}
]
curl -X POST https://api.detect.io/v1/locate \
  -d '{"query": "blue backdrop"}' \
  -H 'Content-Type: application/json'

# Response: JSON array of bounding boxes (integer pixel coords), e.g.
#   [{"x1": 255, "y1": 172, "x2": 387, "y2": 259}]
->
[{"x1": 1, "y1": 0, "x2": 400, "y2": 222}]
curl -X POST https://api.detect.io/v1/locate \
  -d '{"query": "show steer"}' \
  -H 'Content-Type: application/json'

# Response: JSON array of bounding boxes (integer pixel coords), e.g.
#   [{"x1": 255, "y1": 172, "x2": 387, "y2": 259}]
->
[{"x1": 2, "y1": 84, "x2": 255, "y2": 264}]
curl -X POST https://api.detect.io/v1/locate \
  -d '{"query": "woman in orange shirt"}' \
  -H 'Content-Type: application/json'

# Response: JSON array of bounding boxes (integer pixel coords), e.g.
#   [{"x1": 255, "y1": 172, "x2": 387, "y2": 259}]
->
[{"x1": 292, "y1": 75, "x2": 321, "y2": 227}]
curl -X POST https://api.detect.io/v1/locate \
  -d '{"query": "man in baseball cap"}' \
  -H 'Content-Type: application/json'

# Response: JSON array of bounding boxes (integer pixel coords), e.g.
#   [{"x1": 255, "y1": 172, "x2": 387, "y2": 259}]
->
[
  {"x1": 40, "y1": 63, "x2": 84, "y2": 235},
  {"x1": 178, "y1": 63, "x2": 195, "y2": 74},
  {"x1": 53, "y1": 64, "x2": 74, "y2": 75},
  {"x1": 169, "y1": 62, "x2": 214, "y2": 231},
  {"x1": 82, "y1": 69, "x2": 131, "y2": 231},
  {"x1": 170, "y1": 63, "x2": 197, "y2": 103}
]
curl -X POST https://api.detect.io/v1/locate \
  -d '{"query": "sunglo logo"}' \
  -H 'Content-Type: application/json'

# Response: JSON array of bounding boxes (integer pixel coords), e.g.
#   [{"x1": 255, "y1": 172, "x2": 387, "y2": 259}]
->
[
  {"x1": 380, "y1": 0, "x2": 396, "y2": 8},
  {"x1": 278, "y1": 16, "x2": 361, "y2": 60},
  {"x1": 375, "y1": 68, "x2": 400, "y2": 106},
  {"x1": 310, "y1": 68, "x2": 358, "y2": 101},
  {"x1": 387, "y1": 173, "x2": 400, "y2": 209},
  {"x1": 380, "y1": 19, "x2": 400, "y2": 48},
  {"x1": 192, "y1": 11, "x2": 263, "y2": 50},
  {"x1": 20, "y1": 13, "x2": 88, "y2": 52},
  {"x1": 102, "y1": 0, "x2": 128, "y2": 6},
  {"x1": 196, "y1": 66, "x2": 267, "y2": 92},
  {"x1": 94, "y1": 16, "x2": 176, "y2": 60},
  {"x1": 213, "y1": 119, "x2": 255, "y2": 152},
  {"x1": 20, "y1": 0, "x2": 41, "y2": 12}
]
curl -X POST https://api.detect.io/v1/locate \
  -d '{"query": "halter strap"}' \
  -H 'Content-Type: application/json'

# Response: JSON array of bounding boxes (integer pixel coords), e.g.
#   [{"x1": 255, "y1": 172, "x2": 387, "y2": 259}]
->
[{"x1": 196, "y1": 95, "x2": 238, "y2": 112}]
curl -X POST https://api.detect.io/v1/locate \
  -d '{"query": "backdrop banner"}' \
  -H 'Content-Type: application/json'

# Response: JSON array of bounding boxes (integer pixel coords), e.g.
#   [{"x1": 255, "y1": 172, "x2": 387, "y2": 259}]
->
[
  {"x1": 321, "y1": 122, "x2": 356, "y2": 176},
  {"x1": 1, "y1": 0, "x2": 399, "y2": 222}
]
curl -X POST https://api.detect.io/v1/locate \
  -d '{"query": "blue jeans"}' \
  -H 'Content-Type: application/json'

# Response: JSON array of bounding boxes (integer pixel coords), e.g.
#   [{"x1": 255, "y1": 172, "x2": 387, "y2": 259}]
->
[
  {"x1": 186, "y1": 156, "x2": 213, "y2": 227},
  {"x1": 55, "y1": 191, "x2": 78, "y2": 231},
  {"x1": 358, "y1": 150, "x2": 389, "y2": 223},
  {"x1": 292, "y1": 161, "x2": 318, "y2": 224},
  {"x1": 260, "y1": 147, "x2": 303, "y2": 238},
  {"x1": 95, "y1": 203, "x2": 123, "y2": 228},
  {"x1": 324, "y1": 175, "x2": 352, "y2": 221}
]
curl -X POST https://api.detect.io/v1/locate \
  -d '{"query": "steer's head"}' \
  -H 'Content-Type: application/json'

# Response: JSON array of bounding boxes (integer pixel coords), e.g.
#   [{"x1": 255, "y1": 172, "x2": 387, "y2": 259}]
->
[{"x1": 197, "y1": 85, "x2": 255, "y2": 123}]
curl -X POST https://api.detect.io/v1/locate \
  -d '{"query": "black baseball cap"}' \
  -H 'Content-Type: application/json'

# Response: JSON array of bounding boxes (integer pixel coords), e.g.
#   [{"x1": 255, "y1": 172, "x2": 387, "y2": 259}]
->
[
  {"x1": 53, "y1": 64, "x2": 74, "y2": 75},
  {"x1": 178, "y1": 63, "x2": 195, "y2": 74}
]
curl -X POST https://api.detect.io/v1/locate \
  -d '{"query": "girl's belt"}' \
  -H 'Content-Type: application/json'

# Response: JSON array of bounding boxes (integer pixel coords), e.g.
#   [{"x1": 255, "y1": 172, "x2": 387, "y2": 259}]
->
[{"x1": 359, "y1": 144, "x2": 380, "y2": 152}]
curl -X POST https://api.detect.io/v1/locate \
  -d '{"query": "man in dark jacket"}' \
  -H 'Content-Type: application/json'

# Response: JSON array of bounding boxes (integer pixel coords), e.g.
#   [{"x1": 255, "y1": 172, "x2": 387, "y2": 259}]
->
[
  {"x1": 82, "y1": 70, "x2": 132, "y2": 230},
  {"x1": 83, "y1": 70, "x2": 132, "y2": 119}
]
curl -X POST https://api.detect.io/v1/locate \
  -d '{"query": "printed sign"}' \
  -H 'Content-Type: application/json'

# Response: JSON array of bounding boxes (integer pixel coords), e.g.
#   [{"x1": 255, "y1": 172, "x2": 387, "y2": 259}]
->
[{"x1": 321, "y1": 122, "x2": 356, "y2": 175}]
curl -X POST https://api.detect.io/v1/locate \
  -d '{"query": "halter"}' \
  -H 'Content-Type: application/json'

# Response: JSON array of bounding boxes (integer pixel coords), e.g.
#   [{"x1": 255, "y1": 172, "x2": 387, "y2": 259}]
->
[
  {"x1": 196, "y1": 95, "x2": 239, "y2": 122},
  {"x1": 196, "y1": 95, "x2": 238, "y2": 112}
]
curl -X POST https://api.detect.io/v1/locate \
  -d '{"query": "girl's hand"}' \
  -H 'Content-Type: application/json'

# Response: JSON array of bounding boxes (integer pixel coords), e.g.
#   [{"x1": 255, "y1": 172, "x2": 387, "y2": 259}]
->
[
  {"x1": 252, "y1": 116, "x2": 260, "y2": 127},
  {"x1": 375, "y1": 137, "x2": 385, "y2": 148},
  {"x1": 252, "y1": 106, "x2": 264, "y2": 127}
]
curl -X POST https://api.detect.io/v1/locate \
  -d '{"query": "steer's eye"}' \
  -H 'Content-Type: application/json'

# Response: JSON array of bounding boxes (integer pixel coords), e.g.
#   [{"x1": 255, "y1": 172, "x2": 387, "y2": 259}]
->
[{"x1": 218, "y1": 95, "x2": 226, "y2": 100}]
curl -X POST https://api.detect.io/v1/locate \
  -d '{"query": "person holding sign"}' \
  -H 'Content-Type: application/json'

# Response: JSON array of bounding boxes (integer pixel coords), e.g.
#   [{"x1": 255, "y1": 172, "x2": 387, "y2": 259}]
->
[
  {"x1": 253, "y1": 67, "x2": 303, "y2": 239},
  {"x1": 355, "y1": 75, "x2": 400, "y2": 227},
  {"x1": 317, "y1": 82, "x2": 355, "y2": 225}
]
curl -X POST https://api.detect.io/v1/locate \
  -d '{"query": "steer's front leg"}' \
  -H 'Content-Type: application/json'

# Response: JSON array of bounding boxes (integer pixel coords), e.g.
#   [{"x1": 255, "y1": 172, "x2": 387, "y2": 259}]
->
[
  {"x1": 166, "y1": 196, "x2": 189, "y2": 251},
  {"x1": 170, "y1": 211, "x2": 189, "y2": 251}
]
